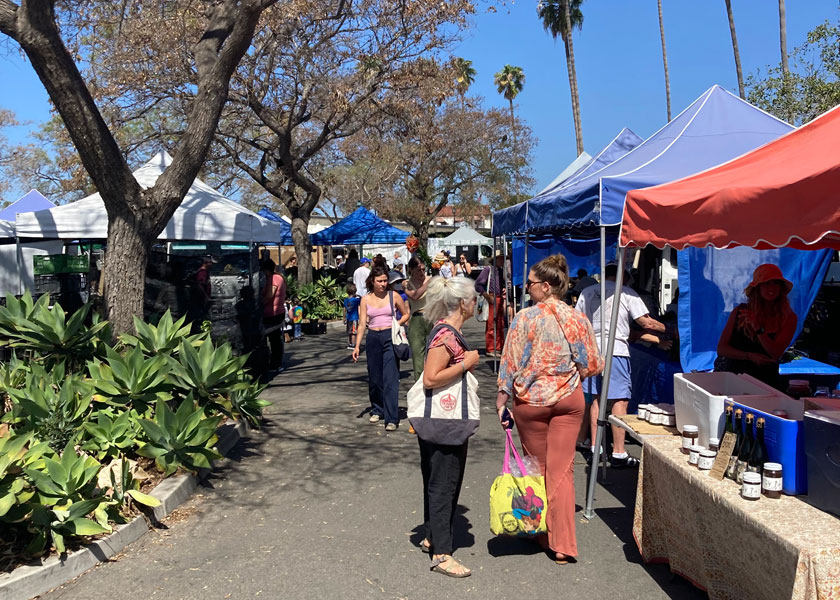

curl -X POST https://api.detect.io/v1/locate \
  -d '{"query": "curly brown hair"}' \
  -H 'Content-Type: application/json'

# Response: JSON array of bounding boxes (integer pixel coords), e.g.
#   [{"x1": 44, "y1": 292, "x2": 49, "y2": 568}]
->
[{"x1": 531, "y1": 254, "x2": 570, "y2": 299}]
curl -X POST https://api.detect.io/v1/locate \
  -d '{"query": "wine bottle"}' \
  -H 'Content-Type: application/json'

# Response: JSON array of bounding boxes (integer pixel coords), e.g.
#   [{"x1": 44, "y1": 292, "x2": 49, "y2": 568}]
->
[
  {"x1": 747, "y1": 417, "x2": 769, "y2": 474},
  {"x1": 725, "y1": 408, "x2": 744, "y2": 480},
  {"x1": 735, "y1": 413, "x2": 755, "y2": 484},
  {"x1": 722, "y1": 403, "x2": 735, "y2": 441}
]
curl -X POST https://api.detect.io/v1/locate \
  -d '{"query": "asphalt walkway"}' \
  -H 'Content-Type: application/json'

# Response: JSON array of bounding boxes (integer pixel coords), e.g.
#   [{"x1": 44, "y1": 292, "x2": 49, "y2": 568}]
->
[{"x1": 41, "y1": 320, "x2": 706, "y2": 600}]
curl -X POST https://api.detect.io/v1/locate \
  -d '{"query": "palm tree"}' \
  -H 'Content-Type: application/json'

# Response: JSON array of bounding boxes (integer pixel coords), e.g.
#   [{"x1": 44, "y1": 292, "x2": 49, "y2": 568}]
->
[
  {"x1": 453, "y1": 57, "x2": 476, "y2": 107},
  {"x1": 537, "y1": 0, "x2": 584, "y2": 155},
  {"x1": 724, "y1": 0, "x2": 745, "y2": 98},
  {"x1": 778, "y1": 0, "x2": 789, "y2": 77},
  {"x1": 494, "y1": 64, "x2": 525, "y2": 198},
  {"x1": 657, "y1": 0, "x2": 671, "y2": 121}
]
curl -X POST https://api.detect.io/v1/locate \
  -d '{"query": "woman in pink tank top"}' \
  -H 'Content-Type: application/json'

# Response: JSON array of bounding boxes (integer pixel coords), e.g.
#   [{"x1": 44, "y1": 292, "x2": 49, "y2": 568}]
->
[{"x1": 351, "y1": 265, "x2": 409, "y2": 430}]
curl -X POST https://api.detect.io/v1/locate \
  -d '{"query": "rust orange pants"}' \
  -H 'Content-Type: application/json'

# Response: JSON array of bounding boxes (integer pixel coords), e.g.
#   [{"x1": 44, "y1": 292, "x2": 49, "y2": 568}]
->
[{"x1": 512, "y1": 385, "x2": 584, "y2": 557}]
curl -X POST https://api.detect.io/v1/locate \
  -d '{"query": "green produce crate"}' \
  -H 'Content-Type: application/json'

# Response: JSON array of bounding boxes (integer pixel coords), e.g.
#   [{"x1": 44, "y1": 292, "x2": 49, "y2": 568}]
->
[{"x1": 33, "y1": 255, "x2": 89, "y2": 275}]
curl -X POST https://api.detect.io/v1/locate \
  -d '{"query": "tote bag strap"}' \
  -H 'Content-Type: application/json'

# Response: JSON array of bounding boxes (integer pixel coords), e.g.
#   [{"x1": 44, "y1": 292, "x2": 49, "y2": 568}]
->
[
  {"x1": 389, "y1": 290, "x2": 395, "y2": 316},
  {"x1": 503, "y1": 429, "x2": 528, "y2": 475}
]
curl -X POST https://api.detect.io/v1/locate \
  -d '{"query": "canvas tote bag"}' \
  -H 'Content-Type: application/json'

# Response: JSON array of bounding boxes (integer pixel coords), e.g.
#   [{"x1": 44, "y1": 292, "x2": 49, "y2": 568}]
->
[
  {"x1": 389, "y1": 291, "x2": 411, "y2": 360},
  {"x1": 407, "y1": 324, "x2": 480, "y2": 445}
]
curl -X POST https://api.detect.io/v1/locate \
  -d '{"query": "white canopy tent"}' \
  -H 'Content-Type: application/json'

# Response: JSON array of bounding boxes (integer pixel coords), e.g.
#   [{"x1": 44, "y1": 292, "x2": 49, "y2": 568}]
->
[
  {"x1": 428, "y1": 225, "x2": 492, "y2": 258},
  {"x1": 15, "y1": 151, "x2": 288, "y2": 243}
]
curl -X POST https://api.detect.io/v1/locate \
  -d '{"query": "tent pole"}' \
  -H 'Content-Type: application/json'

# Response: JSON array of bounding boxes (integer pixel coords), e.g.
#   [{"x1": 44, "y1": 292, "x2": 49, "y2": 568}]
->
[
  {"x1": 521, "y1": 232, "x2": 529, "y2": 312},
  {"x1": 502, "y1": 234, "x2": 510, "y2": 327},
  {"x1": 584, "y1": 247, "x2": 627, "y2": 520},
  {"x1": 491, "y1": 233, "x2": 498, "y2": 373},
  {"x1": 599, "y1": 226, "x2": 609, "y2": 480},
  {"x1": 15, "y1": 233, "x2": 22, "y2": 296}
]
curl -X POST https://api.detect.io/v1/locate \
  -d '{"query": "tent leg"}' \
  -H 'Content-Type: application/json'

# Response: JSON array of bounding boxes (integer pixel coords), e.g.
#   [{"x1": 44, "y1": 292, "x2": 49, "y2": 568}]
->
[
  {"x1": 521, "y1": 232, "x2": 529, "y2": 311},
  {"x1": 502, "y1": 234, "x2": 510, "y2": 326},
  {"x1": 599, "y1": 227, "x2": 609, "y2": 481},
  {"x1": 491, "y1": 234, "x2": 498, "y2": 374},
  {"x1": 15, "y1": 235, "x2": 22, "y2": 296},
  {"x1": 584, "y1": 248, "x2": 627, "y2": 521}
]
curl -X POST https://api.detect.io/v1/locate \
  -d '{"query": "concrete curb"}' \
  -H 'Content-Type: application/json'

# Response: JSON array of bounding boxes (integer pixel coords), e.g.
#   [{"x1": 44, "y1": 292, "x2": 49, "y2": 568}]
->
[{"x1": 0, "y1": 420, "x2": 248, "y2": 600}]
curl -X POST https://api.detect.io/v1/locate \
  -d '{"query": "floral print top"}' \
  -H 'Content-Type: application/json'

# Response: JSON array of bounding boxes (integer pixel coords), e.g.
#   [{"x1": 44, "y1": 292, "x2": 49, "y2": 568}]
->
[
  {"x1": 429, "y1": 321, "x2": 466, "y2": 366},
  {"x1": 498, "y1": 300, "x2": 603, "y2": 406}
]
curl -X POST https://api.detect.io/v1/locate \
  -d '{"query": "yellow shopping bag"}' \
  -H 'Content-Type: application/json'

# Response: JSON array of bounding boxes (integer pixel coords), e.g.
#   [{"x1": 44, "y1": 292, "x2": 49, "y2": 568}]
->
[{"x1": 489, "y1": 429, "x2": 548, "y2": 536}]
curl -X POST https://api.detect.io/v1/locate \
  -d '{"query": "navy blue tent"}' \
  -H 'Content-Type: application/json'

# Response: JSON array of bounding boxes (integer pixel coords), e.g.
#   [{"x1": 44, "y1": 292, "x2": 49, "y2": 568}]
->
[
  {"x1": 0, "y1": 189, "x2": 55, "y2": 221},
  {"x1": 525, "y1": 86, "x2": 792, "y2": 233},
  {"x1": 309, "y1": 207, "x2": 408, "y2": 246},
  {"x1": 492, "y1": 128, "x2": 643, "y2": 237},
  {"x1": 257, "y1": 207, "x2": 294, "y2": 245}
]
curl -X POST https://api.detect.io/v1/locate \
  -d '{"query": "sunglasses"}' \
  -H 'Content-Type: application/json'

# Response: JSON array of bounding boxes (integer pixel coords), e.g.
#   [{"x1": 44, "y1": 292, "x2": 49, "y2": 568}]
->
[{"x1": 525, "y1": 279, "x2": 544, "y2": 290}]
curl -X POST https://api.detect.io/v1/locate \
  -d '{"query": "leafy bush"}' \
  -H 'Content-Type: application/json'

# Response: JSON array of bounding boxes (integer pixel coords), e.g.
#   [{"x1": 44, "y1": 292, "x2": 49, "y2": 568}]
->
[
  {"x1": 81, "y1": 410, "x2": 141, "y2": 460},
  {"x1": 299, "y1": 275, "x2": 346, "y2": 320},
  {"x1": 228, "y1": 378, "x2": 271, "y2": 428}
]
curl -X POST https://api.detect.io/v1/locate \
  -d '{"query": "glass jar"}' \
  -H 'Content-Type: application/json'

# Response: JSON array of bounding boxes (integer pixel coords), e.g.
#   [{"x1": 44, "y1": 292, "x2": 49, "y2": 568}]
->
[
  {"x1": 742, "y1": 472, "x2": 762, "y2": 500},
  {"x1": 689, "y1": 445, "x2": 704, "y2": 466},
  {"x1": 708, "y1": 437, "x2": 720, "y2": 453},
  {"x1": 637, "y1": 404, "x2": 649, "y2": 420},
  {"x1": 698, "y1": 449, "x2": 717, "y2": 470},
  {"x1": 681, "y1": 425, "x2": 698, "y2": 455},
  {"x1": 663, "y1": 406, "x2": 676, "y2": 427},
  {"x1": 648, "y1": 407, "x2": 664, "y2": 425},
  {"x1": 786, "y1": 379, "x2": 812, "y2": 400},
  {"x1": 762, "y1": 462, "x2": 783, "y2": 499}
]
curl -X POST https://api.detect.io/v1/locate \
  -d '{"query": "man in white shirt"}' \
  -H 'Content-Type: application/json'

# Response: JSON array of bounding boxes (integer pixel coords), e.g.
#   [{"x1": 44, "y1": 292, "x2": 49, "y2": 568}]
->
[
  {"x1": 576, "y1": 263, "x2": 665, "y2": 467},
  {"x1": 353, "y1": 257, "x2": 371, "y2": 296}
]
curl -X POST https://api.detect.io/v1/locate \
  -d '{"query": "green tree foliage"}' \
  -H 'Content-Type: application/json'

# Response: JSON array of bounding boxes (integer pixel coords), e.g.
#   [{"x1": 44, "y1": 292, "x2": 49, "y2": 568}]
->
[{"x1": 747, "y1": 19, "x2": 840, "y2": 125}]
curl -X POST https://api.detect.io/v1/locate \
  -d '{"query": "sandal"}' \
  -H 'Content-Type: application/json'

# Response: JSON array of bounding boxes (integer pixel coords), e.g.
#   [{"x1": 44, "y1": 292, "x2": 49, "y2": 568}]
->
[
  {"x1": 554, "y1": 552, "x2": 576, "y2": 565},
  {"x1": 430, "y1": 555, "x2": 471, "y2": 578},
  {"x1": 419, "y1": 539, "x2": 431, "y2": 554}
]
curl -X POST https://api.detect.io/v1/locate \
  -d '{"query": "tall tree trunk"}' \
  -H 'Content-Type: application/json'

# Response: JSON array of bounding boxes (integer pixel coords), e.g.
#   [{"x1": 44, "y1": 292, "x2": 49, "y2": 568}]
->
[
  {"x1": 509, "y1": 98, "x2": 520, "y2": 200},
  {"x1": 289, "y1": 206, "x2": 314, "y2": 286},
  {"x1": 724, "y1": 0, "x2": 745, "y2": 99},
  {"x1": 562, "y1": 1, "x2": 584, "y2": 156},
  {"x1": 103, "y1": 209, "x2": 154, "y2": 334},
  {"x1": 657, "y1": 0, "x2": 671, "y2": 121},
  {"x1": 778, "y1": 0, "x2": 788, "y2": 77}
]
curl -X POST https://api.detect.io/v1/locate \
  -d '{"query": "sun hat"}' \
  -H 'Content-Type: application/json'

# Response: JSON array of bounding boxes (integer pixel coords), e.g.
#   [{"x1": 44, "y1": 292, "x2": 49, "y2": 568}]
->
[
  {"x1": 744, "y1": 263, "x2": 793, "y2": 296},
  {"x1": 388, "y1": 269, "x2": 406, "y2": 285},
  {"x1": 434, "y1": 251, "x2": 446, "y2": 262}
]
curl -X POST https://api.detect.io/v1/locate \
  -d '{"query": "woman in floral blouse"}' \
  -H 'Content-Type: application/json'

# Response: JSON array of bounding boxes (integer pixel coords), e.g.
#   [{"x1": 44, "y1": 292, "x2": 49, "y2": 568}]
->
[{"x1": 496, "y1": 254, "x2": 603, "y2": 564}]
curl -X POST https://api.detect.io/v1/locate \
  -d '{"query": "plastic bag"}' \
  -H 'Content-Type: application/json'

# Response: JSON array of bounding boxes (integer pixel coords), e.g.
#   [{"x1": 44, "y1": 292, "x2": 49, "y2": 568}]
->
[{"x1": 489, "y1": 429, "x2": 548, "y2": 537}]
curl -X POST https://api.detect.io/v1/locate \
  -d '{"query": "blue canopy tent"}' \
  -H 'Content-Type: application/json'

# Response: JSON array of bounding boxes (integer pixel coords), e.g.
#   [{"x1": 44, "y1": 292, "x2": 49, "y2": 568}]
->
[
  {"x1": 492, "y1": 127, "x2": 644, "y2": 238},
  {"x1": 256, "y1": 207, "x2": 294, "y2": 246},
  {"x1": 0, "y1": 189, "x2": 55, "y2": 220},
  {"x1": 309, "y1": 207, "x2": 409, "y2": 246}
]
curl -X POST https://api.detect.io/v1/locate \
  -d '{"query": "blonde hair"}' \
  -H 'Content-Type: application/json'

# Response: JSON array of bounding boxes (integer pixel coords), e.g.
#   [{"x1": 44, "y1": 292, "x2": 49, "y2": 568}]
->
[
  {"x1": 531, "y1": 254, "x2": 569, "y2": 299},
  {"x1": 424, "y1": 276, "x2": 476, "y2": 323}
]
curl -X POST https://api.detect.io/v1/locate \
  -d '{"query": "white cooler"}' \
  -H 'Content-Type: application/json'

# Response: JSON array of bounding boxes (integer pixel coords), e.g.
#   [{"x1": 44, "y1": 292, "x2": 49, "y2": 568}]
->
[{"x1": 673, "y1": 372, "x2": 789, "y2": 447}]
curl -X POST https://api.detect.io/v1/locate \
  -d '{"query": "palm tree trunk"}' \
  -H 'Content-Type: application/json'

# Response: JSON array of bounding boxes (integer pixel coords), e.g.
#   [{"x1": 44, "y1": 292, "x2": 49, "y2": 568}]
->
[
  {"x1": 778, "y1": 0, "x2": 789, "y2": 77},
  {"x1": 657, "y1": 0, "x2": 671, "y2": 121},
  {"x1": 562, "y1": 0, "x2": 584, "y2": 155},
  {"x1": 509, "y1": 98, "x2": 520, "y2": 200},
  {"x1": 724, "y1": 0, "x2": 745, "y2": 99}
]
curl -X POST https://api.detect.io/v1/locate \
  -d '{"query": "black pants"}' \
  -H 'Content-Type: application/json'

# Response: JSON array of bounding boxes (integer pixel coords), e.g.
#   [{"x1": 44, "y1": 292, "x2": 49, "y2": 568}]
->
[
  {"x1": 264, "y1": 314, "x2": 285, "y2": 369},
  {"x1": 419, "y1": 438, "x2": 469, "y2": 556},
  {"x1": 365, "y1": 328, "x2": 399, "y2": 425}
]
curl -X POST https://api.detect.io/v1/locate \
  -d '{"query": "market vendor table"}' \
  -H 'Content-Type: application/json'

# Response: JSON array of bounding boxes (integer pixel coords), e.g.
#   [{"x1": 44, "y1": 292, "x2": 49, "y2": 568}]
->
[
  {"x1": 608, "y1": 414, "x2": 677, "y2": 445},
  {"x1": 633, "y1": 435, "x2": 840, "y2": 600}
]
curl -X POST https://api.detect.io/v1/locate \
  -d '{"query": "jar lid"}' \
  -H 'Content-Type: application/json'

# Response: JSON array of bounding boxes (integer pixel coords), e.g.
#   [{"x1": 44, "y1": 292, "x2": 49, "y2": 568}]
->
[
  {"x1": 700, "y1": 449, "x2": 716, "y2": 457},
  {"x1": 709, "y1": 437, "x2": 720, "y2": 446},
  {"x1": 682, "y1": 425, "x2": 698, "y2": 433},
  {"x1": 663, "y1": 406, "x2": 675, "y2": 415},
  {"x1": 649, "y1": 407, "x2": 663, "y2": 413},
  {"x1": 789, "y1": 379, "x2": 809, "y2": 387},
  {"x1": 689, "y1": 444, "x2": 705, "y2": 452},
  {"x1": 743, "y1": 472, "x2": 762, "y2": 483},
  {"x1": 763, "y1": 462, "x2": 783, "y2": 471}
]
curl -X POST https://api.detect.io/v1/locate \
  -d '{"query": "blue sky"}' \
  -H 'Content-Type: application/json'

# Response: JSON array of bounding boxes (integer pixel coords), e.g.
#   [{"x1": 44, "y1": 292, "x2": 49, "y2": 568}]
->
[
  {"x1": 0, "y1": 1, "x2": 838, "y2": 199},
  {"x1": 455, "y1": 0, "x2": 839, "y2": 192}
]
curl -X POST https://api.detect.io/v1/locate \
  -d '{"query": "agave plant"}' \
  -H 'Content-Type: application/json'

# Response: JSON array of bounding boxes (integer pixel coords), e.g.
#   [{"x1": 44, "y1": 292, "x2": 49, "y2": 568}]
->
[
  {"x1": 87, "y1": 345, "x2": 173, "y2": 413},
  {"x1": 136, "y1": 399, "x2": 222, "y2": 476},
  {"x1": 0, "y1": 293, "x2": 109, "y2": 368},
  {"x1": 119, "y1": 310, "x2": 204, "y2": 357},
  {"x1": 26, "y1": 497, "x2": 110, "y2": 556},
  {"x1": 0, "y1": 354, "x2": 28, "y2": 417},
  {"x1": 0, "y1": 433, "x2": 51, "y2": 521},
  {"x1": 168, "y1": 339, "x2": 247, "y2": 412},
  {"x1": 6, "y1": 365, "x2": 93, "y2": 452},
  {"x1": 228, "y1": 378, "x2": 271, "y2": 428},
  {"x1": 24, "y1": 440, "x2": 102, "y2": 506},
  {"x1": 81, "y1": 409, "x2": 142, "y2": 460},
  {"x1": 105, "y1": 456, "x2": 160, "y2": 517}
]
